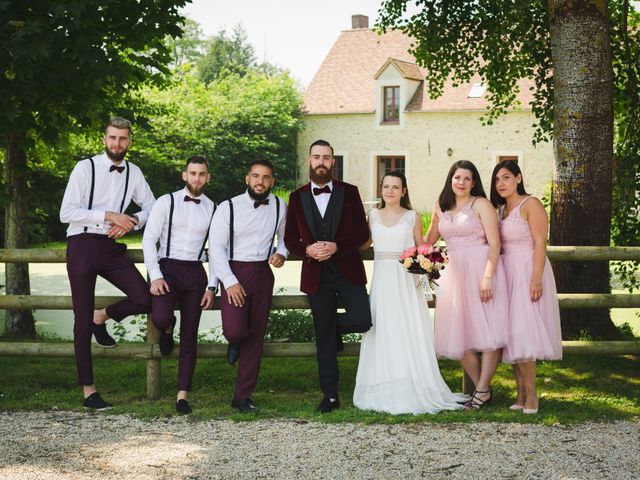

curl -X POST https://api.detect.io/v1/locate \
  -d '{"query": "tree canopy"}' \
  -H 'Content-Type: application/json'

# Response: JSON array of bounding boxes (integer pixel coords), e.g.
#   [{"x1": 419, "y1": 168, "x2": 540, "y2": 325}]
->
[{"x1": 0, "y1": 0, "x2": 188, "y2": 145}]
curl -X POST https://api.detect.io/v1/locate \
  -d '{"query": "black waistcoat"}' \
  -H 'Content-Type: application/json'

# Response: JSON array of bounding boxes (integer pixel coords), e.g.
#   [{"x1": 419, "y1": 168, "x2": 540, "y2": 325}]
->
[{"x1": 311, "y1": 198, "x2": 339, "y2": 272}]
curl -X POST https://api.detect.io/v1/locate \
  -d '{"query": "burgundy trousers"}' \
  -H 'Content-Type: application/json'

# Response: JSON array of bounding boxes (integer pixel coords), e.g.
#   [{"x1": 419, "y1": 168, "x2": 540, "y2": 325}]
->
[
  {"x1": 151, "y1": 259, "x2": 208, "y2": 391},
  {"x1": 220, "y1": 260, "x2": 274, "y2": 400},
  {"x1": 66, "y1": 234, "x2": 151, "y2": 385}
]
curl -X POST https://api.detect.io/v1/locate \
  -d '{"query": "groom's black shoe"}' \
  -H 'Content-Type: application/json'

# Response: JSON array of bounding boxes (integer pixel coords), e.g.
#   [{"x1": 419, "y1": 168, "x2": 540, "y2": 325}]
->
[
  {"x1": 226, "y1": 343, "x2": 240, "y2": 365},
  {"x1": 231, "y1": 398, "x2": 258, "y2": 413},
  {"x1": 317, "y1": 397, "x2": 340, "y2": 413}
]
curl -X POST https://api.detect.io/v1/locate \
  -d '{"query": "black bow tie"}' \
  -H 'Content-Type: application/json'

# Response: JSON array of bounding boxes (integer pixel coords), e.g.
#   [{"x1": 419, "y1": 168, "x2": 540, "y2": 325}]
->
[
  {"x1": 254, "y1": 199, "x2": 270, "y2": 208},
  {"x1": 313, "y1": 185, "x2": 331, "y2": 195},
  {"x1": 109, "y1": 165, "x2": 125, "y2": 173},
  {"x1": 184, "y1": 195, "x2": 201, "y2": 204}
]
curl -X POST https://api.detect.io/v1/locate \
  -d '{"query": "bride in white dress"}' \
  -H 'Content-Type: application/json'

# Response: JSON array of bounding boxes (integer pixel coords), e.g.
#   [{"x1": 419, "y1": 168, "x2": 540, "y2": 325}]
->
[{"x1": 353, "y1": 171, "x2": 463, "y2": 414}]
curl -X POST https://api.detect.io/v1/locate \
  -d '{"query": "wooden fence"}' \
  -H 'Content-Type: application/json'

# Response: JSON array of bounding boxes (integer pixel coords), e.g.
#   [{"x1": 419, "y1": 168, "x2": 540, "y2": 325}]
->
[{"x1": 1, "y1": 246, "x2": 640, "y2": 398}]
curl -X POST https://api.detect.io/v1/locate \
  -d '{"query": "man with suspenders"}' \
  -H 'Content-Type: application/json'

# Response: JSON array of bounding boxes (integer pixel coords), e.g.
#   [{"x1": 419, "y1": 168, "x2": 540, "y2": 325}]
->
[
  {"x1": 60, "y1": 117, "x2": 155, "y2": 410},
  {"x1": 142, "y1": 156, "x2": 217, "y2": 414},
  {"x1": 210, "y1": 159, "x2": 287, "y2": 413}
]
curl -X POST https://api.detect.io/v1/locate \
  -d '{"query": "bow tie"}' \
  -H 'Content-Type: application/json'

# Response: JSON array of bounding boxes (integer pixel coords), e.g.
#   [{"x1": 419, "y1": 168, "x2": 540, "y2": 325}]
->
[
  {"x1": 254, "y1": 199, "x2": 270, "y2": 208},
  {"x1": 313, "y1": 185, "x2": 331, "y2": 195},
  {"x1": 109, "y1": 165, "x2": 125, "y2": 173},
  {"x1": 184, "y1": 195, "x2": 201, "y2": 204}
]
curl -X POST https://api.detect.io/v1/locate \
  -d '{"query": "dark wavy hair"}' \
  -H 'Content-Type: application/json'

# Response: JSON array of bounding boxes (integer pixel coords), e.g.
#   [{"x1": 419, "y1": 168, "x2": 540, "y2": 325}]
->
[
  {"x1": 490, "y1": 160, "x2": 528, "y2": 207},
  {"x1": 379, "y1": 170, "x2": 412, "y2": 210},
  {"x1": 437, "y1": 160, "x2": 487, "y2": 212}
]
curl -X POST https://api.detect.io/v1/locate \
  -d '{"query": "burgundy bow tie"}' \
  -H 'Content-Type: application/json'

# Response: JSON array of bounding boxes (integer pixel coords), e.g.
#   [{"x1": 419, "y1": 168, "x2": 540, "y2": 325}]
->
[
  {"x1": 254, "y1": 199, "x2": 270, "y2": 208},
  {"x1": 184, "y1": 195, "x2": 201, "y2": 204},
  {"x1": 313, "y1": 185, "x2": 331, "y2": 195},
  {"x1": 109, "y1": 165, "x2": 125, "y2": 173}
]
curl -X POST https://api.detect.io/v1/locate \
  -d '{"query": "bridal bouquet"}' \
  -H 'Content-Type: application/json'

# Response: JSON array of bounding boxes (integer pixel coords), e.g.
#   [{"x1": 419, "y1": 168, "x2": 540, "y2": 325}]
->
[{"x1": 399, "y1": 244, "x2": 448, "y2": 299}]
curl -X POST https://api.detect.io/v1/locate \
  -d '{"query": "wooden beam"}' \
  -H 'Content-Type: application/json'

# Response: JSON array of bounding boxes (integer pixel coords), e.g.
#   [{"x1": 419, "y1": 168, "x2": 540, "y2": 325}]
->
[
  {"x1": 2, "y1": 246, "x2": 640, "y2": 263},
  {"x1": 2, "y1": 294, "x2": 639, "y2": 310}
]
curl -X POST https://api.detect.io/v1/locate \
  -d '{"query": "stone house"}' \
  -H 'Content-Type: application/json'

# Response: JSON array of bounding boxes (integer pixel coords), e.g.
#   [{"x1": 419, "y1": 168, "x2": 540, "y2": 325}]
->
[{"x1": 297, "y1": 15, "x2": 553, "y2": 211}]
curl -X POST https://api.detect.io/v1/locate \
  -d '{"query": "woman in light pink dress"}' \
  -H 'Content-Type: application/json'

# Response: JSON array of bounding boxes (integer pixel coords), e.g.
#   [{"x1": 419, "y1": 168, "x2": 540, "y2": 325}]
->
[
  {"x1": 425, "y1": 160, "x2": 509, "y2": 409},
  {"x1": 491, "y1": 160, "x2": 562, "y2": 414}
]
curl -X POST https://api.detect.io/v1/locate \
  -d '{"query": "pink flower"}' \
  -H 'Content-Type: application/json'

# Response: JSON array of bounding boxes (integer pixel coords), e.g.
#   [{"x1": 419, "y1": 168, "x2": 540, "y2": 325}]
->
[
  {"x1": 400, "y1": 246, "x2": 417, "y2": 260},
  {"x1": 417, "y1": 243, "x2": 430, "y2": 255}
]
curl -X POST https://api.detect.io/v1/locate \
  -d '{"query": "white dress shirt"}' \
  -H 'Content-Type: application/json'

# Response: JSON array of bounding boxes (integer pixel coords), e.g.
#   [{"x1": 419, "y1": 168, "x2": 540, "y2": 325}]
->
[
  {"x1": 60, "y1": 153, "x2": 155, "y2": 236},
  {"x1": 210, "y1": 191, "x2": 288, "y2": 288},
  {"x1": 311, "y1": 180, "x2": 334, "y2": 217},
  {"x1": 142, "y1": 188, "x2": 218, "y2": 287}
]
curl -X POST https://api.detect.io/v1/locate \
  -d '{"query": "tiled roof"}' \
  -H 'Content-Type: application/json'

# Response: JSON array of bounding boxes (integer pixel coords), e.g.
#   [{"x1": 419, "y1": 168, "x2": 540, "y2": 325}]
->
[
  {"x1": 304, "y1": 29, "x2": 535, "y2": 115},
  {"x1": 375, "y1": 58, "x2": 424, "y2": 81}
]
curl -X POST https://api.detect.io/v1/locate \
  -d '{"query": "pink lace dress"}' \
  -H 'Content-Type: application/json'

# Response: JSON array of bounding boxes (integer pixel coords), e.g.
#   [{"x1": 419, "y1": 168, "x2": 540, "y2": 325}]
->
[
  {"x1": 499, "y1": 197, "x2": 563, "y2": 363},
  {"x1": 435, "y1": 200, "x2": 509, "y2": 359}
]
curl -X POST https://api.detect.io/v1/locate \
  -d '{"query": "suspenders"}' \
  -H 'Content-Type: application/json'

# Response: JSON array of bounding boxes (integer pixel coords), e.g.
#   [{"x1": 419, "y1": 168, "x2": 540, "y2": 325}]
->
[
  {"x1": 165, "y1": 192, "x2": 217, "y2": 261},
  {"x1": 83, "y1": 157, "x2": 129, "y2": 233},
  {"x1": 83, "y1": 157, "x2": 96, "y2": 233},
  {"x1": 166, "y1": 193, "x2": 175, "y2": 257},
  {"x1": 228, "y1": 196, "x2": 281, "y2": 261}
]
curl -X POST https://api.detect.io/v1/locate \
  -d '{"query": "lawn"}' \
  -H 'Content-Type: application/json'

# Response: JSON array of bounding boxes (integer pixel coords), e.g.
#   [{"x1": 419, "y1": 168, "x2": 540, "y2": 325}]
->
[{"x1": 0, "y1": 354, "x2": 638, "y2": 425}]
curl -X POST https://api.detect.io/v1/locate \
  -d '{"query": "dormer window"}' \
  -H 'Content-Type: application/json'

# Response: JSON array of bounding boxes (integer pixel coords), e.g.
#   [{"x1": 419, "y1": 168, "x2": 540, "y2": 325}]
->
[
  {"x1": 468, "y1": 83, "x2": 485, "y2": 98},
  {"x1": 383, "y1": 86, "x2": 400, "y2": 123}
]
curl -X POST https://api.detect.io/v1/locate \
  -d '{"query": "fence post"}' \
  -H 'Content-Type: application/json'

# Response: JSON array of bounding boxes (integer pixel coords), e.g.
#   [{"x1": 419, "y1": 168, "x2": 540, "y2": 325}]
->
[{"x1": 146, "y1": 312, "x2": 161, "y2": 399}]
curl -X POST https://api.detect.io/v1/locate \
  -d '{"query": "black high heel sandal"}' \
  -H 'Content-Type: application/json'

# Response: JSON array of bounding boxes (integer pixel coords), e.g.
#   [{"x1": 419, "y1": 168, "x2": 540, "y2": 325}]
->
[{"x1": 464, "y1": 387, "x2": 493, "y2": 410}]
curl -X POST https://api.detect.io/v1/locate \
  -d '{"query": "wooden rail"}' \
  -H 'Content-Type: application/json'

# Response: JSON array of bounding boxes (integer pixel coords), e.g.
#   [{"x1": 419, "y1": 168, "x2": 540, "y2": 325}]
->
[{"x1": 1, "y1": 246, "x2": 639, "y2": 398}]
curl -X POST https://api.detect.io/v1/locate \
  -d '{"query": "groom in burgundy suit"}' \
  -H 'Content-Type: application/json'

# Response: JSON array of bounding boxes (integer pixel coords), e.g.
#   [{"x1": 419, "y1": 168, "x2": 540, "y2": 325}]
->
[{"x1": 285, "y1": 139, "x2": 372, "y2": 413}]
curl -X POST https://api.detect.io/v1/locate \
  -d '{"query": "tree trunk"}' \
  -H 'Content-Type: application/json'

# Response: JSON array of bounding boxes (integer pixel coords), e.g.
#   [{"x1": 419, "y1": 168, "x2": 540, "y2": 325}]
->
[
  {"x1": 549, "y1": 0, "x2": 619, "y2": 339},
  {"x1": 3, "y1": 133, "x2": 36, "y2": 338}
]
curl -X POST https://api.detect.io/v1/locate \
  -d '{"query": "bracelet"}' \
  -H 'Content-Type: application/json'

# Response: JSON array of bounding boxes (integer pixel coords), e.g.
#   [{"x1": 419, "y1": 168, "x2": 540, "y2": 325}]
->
[{"x1": 483, "y1": 275, "x2": 493, "y2": 280}]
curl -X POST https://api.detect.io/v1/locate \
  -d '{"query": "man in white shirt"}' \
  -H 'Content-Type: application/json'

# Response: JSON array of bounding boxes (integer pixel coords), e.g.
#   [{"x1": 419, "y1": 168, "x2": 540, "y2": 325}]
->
[
  {"x1": 60, "y1": 117, "x2": 155, "y2": 410},
  {"x1": 210, "y1": 159, "x2": 288, "y2": 413},
  {"x1": 142, "y1": 156, "x2": 217, "y2": 414}
]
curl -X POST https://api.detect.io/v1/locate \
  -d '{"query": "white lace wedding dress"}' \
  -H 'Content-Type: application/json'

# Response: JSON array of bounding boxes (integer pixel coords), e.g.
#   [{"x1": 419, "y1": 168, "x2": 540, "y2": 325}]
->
[{"x1": 353, "y1": 209, "x2": 464, "y2": 414}]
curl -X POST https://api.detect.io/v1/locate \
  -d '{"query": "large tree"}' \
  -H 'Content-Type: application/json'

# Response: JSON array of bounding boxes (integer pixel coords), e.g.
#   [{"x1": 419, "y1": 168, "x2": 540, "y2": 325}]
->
[
  {"x1": 378, "y1": 0, "x2": 638, "y2": 339},
  {"x1": 0, "y1": 0, "x2": 188, "y2": 337}
]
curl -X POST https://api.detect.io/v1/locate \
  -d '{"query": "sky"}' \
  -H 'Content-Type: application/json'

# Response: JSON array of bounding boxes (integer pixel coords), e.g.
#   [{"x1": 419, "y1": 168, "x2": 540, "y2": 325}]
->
[{"x1": 181, "y1": 0, "x2": 386, "y2": 87}]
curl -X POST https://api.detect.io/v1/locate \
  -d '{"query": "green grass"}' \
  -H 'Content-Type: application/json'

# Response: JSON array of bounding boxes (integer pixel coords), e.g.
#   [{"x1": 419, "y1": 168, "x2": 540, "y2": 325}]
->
[{"x1": 0, "y1": 354, "x2": 638, "y2": 424}]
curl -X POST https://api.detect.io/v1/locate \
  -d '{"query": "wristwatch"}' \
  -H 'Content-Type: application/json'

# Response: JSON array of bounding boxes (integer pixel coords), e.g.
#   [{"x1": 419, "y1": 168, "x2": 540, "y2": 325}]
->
[{"x1": 208, "y1": 286, "x2": 218, "y2": 294}]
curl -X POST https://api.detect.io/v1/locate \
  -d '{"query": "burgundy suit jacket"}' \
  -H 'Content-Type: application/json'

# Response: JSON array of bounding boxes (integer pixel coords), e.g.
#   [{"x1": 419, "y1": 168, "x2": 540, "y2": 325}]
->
[{"x1": 284, "y1": 180, "x2": 369, "y2": 294}]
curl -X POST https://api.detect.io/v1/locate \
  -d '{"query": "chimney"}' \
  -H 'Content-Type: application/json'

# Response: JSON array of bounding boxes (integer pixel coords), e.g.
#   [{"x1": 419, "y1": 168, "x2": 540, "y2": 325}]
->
[{"x1": 351, "y1": 14, "x2": 369, "y2": 29}]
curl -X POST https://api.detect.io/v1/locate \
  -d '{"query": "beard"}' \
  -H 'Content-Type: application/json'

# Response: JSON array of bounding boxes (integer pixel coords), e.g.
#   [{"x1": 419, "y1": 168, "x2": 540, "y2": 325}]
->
[
  {"x1": 105, "y1": 146, "x2": 128, "y2": 162},
  {"x1": 309, "y1": 165, "x2": 333, "y2": 185},
  {"x1": 247, "y1": 184, "x2": 271, "y2": 201},
  {"x1": 186, "y1": 183, "x2": 205, "y2": 197}
]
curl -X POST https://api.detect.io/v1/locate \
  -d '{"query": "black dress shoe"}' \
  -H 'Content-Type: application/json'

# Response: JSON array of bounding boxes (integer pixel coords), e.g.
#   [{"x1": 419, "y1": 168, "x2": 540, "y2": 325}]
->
[
  {"x1": 226, "y1": 343, "x2": 240, "y2": 365},
  {"x1": 83, "y1": 392, "x2": 113, "y2": 410},
  {"x1": 176, "y1": 399, "x2": 192, "y2": 414},
  {"x1": 159, "y1": 316, "x2": 176, "y2": 357},
  {"x1": 231, "y1": 398, "x2": 258, "y2": 413},
  {"x1": 317, "y1": 397, "x2": 340, "y2": 413},
  {"x1": 92, "y1": 323, "x2": 116, "y2": 348}
]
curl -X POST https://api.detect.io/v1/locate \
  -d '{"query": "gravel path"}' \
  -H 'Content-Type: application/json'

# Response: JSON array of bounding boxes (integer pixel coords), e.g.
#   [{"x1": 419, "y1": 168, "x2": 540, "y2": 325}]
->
[{"x1": 0, "y1": 411, "x2": 638, "y2": 479}]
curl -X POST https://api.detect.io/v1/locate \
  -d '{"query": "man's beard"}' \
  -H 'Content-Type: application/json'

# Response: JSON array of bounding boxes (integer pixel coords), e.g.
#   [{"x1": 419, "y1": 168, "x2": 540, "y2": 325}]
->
[
  {"x1": 309, "y1": 165, "x2": 333, "y2": 185},
  {"x1": 105, "y1": 146, "x2": 128, "y2": 162},
  {"x1": 186, "y1": 183, "x2": 205, "y2": 197},
  {"x1": 247, "y1": 185, "x2": 271, "y2": 201}
]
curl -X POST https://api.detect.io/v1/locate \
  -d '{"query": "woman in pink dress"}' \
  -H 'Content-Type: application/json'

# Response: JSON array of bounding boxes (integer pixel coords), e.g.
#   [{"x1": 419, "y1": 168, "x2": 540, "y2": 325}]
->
[
  {"x1": 425, "y1": 160, "x2": 508, "y2": 409},
  {"x1": 491, "y1": 160, "x2": 562, "y2": 414}
]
